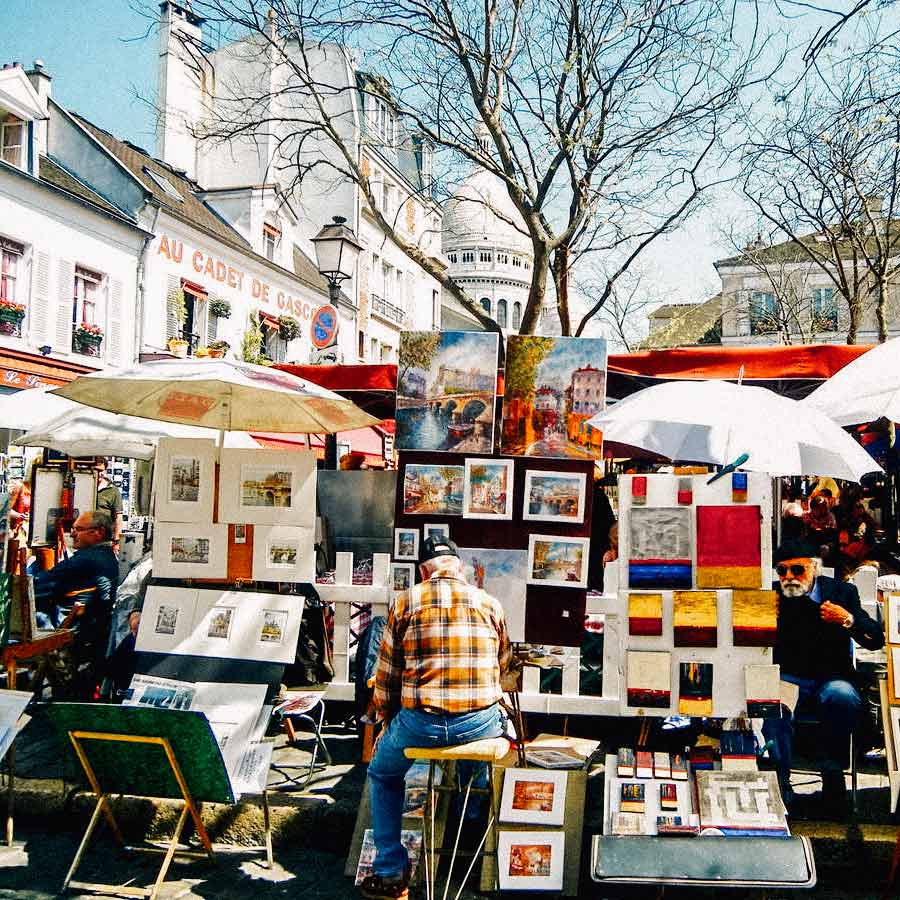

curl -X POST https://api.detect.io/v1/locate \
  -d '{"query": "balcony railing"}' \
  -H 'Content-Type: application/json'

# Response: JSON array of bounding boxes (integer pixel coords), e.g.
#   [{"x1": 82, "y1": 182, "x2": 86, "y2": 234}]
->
[{"x1": 371, "y1": 293, "x2": 406, "y2": 326}]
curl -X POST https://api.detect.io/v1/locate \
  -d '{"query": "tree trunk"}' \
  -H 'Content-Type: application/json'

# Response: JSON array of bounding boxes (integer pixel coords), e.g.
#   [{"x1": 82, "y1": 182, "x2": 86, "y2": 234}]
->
[
  {"x1": 877, "y1": 277, "x2": 889, "y2": 343},
  {"x1": 520, "y1": 244, "x2": 550, "y2": 335},
  {"x1": 846, "y1": 296, "x2": 859, "y2": 345},
  {"x1": 551, "y1": 247, "x2": 572, "y2": 336}
]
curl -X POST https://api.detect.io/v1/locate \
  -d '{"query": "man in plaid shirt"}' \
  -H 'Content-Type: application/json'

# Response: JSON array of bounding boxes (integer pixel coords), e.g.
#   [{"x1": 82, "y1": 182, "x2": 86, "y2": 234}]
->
[{"x1": 360, "y1": 536, "x2": 511, "y2": 900}]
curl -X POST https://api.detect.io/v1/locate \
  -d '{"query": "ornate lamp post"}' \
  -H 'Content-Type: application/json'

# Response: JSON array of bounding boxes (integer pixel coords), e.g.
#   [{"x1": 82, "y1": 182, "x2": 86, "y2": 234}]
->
[{"x1": 311, "y1": 215, "x2": 363, "y2": 304}]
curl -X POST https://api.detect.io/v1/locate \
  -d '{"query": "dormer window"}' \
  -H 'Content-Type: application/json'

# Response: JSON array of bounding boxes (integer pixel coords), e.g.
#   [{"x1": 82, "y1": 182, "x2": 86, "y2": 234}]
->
[
  {"x1": 1, "y1": 115, "x2": 24, "y2": 169},
  {"x1": 372, "y1": 96, "x2": 396, "y2": 148},
  {"x1": 263, "y1": 221, "x2": 281, "y2": 261}
]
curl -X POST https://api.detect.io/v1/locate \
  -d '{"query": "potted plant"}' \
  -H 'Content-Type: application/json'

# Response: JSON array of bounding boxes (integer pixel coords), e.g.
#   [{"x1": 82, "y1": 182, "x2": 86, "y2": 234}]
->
[
  {"x1": 73, "y1": 322, "x2": 104, "y2": 356},
  {"x1": 0, "y1": 299, "x2": 26, "y2": 336},
  {"x1": 207, "y1": 339, "x2": 230, "y2": 358},
  {"x1": 167, "y1": 337, "x2": 189, "y2": 357},
  {"x1": 195, "y1": 346, "x2": 210, "y2": 358},
  {"x1": 210, "y1": 297, "x2": 231, "y2": 319},
  {"x1": 278, "y1": 314, "x2": 300, "y2": 342}
]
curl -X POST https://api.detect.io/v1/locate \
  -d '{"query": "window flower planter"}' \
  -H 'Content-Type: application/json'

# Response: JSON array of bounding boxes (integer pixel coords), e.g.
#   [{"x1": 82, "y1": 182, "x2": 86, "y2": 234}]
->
[
  {"x1": 0, "y1": 301, "x2": 26, "y2": 337},
  {"x1": 73, "y1": 323, "x2": 103, "y2": 357}
]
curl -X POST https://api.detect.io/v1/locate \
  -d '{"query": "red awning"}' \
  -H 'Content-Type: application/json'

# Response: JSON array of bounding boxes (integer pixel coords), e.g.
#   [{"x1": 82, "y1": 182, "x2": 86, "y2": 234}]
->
[
  {"x1": 279, "y1": 363, "x2": 399, "y2": 392},
  {"x1": 251, "y1": 425, "x2": 387, "y2": 467}
]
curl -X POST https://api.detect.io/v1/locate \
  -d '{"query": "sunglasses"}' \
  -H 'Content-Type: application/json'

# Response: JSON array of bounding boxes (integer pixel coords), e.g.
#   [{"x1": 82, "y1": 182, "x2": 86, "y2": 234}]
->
[{"x1": 776, "y1": 563, "x2": 808, "y2": 578}]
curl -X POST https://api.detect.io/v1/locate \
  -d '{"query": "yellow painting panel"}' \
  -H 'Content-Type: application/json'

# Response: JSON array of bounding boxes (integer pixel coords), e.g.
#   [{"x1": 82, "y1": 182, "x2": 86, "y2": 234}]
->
[
  {"x1": 673, "y1": 591, "x2": 718, "y2": 628},
  {"x1": 696, "y1": 565, "x2": 762, "y2": 589}
]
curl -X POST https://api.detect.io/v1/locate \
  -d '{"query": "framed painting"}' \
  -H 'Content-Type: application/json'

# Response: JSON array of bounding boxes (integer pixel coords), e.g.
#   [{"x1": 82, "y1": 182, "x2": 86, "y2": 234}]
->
[
  {"x1": 673, "y1": 591, "x2": 717, "y2": 647},
  {"x1": 396, "y1": 331, "x2": 499, "y2": 454},
  {"x1": 527, "y1": 534, "x2": 589, "y2": 588},
  {"x1": 217, "y1": 448, "x2": 316, "y2": 527},
  {"x1": 402, "y1": 464, "x2": 464, "y2": 516},
  {"x1": 459, "y1": 546, "x2": 528, "y2": 641},
  {"x1": 252, "y1": 525, "x2": 315, "y2": 583},
  {"x1": 394, "y1": 528, "x2": 420, "y2": 561},
  {"x1": 695, "y1": 505, "x2": 762, "y2": 588},
  {"x1": 153, "y1": 522, "x2": 228, "y2": 579},
  {"x1": 627, "y1": 507, "x2": 692, "y2": 589},
  {"x1": 497, "y1": 831, "x2": 565, "y2": 892},
  {"x1": 462, "y1": 458, "x2": 514, "y2": 520},
  {"x1": 423, "y1": 523, "x2": 450, "y2": 543},
  {"x1": 391, "y1": 562, "x2": 415, "y2": 593},
  {"x1": 522, "y1": 470, "x2": 587, "y2": 524},
  {"x1": 152, "y1": 438, "x2": 217, "y2": 523},
  {"x1": 499, "y1": 768, "x2": 567, "y2": 826}
]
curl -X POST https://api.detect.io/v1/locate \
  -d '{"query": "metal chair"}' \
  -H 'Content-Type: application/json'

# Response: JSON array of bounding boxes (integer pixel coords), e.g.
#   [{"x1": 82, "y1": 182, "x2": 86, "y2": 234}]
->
[{"x1": 270, "y1": 691, "x2": 332, "y2": 789}]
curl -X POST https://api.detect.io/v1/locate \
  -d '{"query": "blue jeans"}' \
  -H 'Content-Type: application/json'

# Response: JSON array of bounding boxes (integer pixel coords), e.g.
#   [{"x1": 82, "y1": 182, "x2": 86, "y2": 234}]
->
[
  {"x1": 368, "y1": 704, "x2": 504, "y2": 878},
  {"x1": 762, "y1": 674, "x2": 862, "y2": 802}
]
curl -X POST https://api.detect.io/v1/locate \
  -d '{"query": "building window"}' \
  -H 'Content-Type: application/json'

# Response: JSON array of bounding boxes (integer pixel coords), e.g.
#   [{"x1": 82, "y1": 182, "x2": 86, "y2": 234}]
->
[
  {"x1": 813, "y1": 287, "x2": 838, "y2": 331},
  {"x1": 73, "y1": 266, "x2": 103, "y2": 327},
  {"x1": 260, "y1": 320, "x2": 287, "y2": 362},
  {"x1": 512, "y1": 301, "x2": 522, "y2": 330},
  {"x1": 497, "y1": 252, "x2": 508, "y2": 265},
  {"x1": 461, "y1": 251, "x2": 474, "y2": 264},
  {"x1": 382, "y1": 261, "x2": 393, "y2": 301},
  {"x1": 1, "y1": 115, "x2": 24, "y2": 169},
  {"x1": 382, "y1": 181, "x2": 392, "y2": 217},
  {"x1": 263, "y1": 222, "x2": 280, "y2": 261},
  {"x1": 380, "y1": 342, "x2": 393, "y2": 362},
  {"x1": 497, "y1": 299, "x2": 508, "y2": 329},
  {"x1": 524, "y1": 259, "x2": 531, "y2": 270},
  {"x1": 432, "y1": 289, "x2": 440, "y2": 329},
  {"x1": 479, "y1": 297, "x2": 492, "y2": 315},
  {"x1": 480, "y1": 251, "x2": 492, "y2": 263},
  {"x1": 749, "y1": 290, "x2": 778, "y2": 334},
  {"x1": 0, "y1": 239, "x2": 23, "y2": 304},
  {"x1": 512, "y1": 256, "x2": 522, "y2": 268},
  {"x1": 372, "y1": 96, "x2": 396, "y2": 147},
  {"x1": 180, "y1": 284, "x2": 209, "y2": 355},
  {"x1": 448, "y1": 252, "x2": 457, "y2": 264}
]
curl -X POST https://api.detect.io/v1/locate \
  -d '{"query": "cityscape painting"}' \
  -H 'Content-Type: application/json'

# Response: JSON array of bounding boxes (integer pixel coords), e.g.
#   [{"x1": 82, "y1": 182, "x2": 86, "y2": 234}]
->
[
  {"x1": 462, "y1": 459, "x2": 514, "y2": 519},
  {"x1": 527, "y1": 534, "x2": 590, "y2": 588},
  {"x1": 522, "y1": 470, "x2": 587, "y2": 523},
  {"x1": 402, "y1": 464, "x2": 464, "y2": 515},
  {"x1": 501, "y1": 336, "x2": 608, "y2": 458},
  {"x1": 396, "y1": 331, "x2": 499, "y2": 453}
]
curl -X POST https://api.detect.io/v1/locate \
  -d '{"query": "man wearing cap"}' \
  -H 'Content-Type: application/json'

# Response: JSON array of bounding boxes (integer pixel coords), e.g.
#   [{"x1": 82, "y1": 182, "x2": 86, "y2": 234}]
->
[
  {"x1": 763, "y1": 539, "x2": 883, "y2": 817},
  {"x1": 360, "y1": 535, "x2": 512, "y2": 900}
]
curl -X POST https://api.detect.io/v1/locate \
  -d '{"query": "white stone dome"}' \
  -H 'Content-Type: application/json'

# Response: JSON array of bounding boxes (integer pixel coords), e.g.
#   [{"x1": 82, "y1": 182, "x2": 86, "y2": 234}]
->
[{"x1": 442, "y1": 169, "x2": 532, "y2": 254}]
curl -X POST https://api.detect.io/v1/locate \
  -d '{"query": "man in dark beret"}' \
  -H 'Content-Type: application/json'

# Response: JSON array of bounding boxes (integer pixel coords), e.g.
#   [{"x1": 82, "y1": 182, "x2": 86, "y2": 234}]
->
[{"x1": 763, "y1": 539, "x2": 883, "y2": 818}]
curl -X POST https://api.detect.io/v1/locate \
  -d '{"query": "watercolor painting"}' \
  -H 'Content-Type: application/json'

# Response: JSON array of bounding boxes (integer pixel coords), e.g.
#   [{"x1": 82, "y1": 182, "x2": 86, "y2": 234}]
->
[
  {"x1": 522, "y1": 470, "x2": 586, "y2": 523},
  {"x1": 240, "y1": 465, "x2": 293, "y2": 508},
  {"x1": 459, "y1": 546, "x2": 528, "y2": 641},
  {"x1": 527, "y1": 534, "x2": 589, "y2": 588},
  {"x1": 462, "y1": 459, "x2": 514, "y2": 519},
  {"x1": 394, "y1": 528, "x2": 420, "y2": 560},
  {"x1": 402, "y1": 464, "x2": 464, "y2": 516}
]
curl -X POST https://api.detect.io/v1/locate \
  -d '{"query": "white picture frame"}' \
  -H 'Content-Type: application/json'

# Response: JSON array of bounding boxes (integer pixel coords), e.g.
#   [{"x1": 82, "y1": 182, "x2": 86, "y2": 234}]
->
[
  {"x1": 135, "y1": 585, "x2": 200, "y2": 654},
  {"x1": 152, "y1": 438, "x2": 217, "y2": 523},
  {"x1": 153, "y1": 522, "x2": 228, "y2": 579},
  {"x1": 522, "y1": 470, "x2": 587, "y2": 524},
  {"x1": 462, "y1": 458, "x2": 514, "y2": 520},
  {"x1": 423, "y1": 523, "x2": 450, "y2": 543},
  {"x1": 252, "y1": 525, "x2": 315, "y2": 583},
  {"x1": 391, "y1": 562, "x2": 415, "y2": 593},
  {"x1": 217, "y1": 448, "x2": 316, "y2": 527},
  {"x1": 499, "y1": 768, "x2": 567, "y2": 826},
  {"x1": 394, "y1": 528, "x2": 420, "y2": 561},
  {"x1": 497, "y1": 830, "x2": 564, "y2": 891},
  {"x1": 526, "y1": 534, "x2": 590, "y2": 588}
]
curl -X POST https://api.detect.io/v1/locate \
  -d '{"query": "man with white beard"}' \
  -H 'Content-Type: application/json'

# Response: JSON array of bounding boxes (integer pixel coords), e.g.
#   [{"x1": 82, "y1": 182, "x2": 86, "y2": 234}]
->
[{"x1": 762, "y1": 540, "x2": 883, "y2": 818}]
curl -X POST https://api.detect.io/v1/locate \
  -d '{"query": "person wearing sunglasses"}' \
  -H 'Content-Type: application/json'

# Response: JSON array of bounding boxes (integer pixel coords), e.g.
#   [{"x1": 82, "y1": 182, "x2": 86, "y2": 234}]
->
[{"x1": 762, "y1": 539, "x2": 883, "y2": 819}]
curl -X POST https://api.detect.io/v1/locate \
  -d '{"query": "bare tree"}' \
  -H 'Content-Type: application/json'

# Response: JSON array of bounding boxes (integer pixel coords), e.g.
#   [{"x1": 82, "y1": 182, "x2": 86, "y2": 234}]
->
[{"x1": 154, "y1": 0, "x2": 771, "y2": 335}]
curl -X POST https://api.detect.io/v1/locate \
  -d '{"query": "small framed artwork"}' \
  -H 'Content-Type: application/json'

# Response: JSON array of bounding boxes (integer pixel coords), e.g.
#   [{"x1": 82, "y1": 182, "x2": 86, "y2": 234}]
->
[
  {"x1": 423, "y1": 523, "x2": 450, "y2": 543},
  {"x1": 391, "y1": 562, "x2": 415, "y2": 592},
  {"x1": 527, "y1": 534, "x2": 590, "y2": 588},
  {"x1": 153, "y1": 522, "x2": 228, "y2": 579},
  {"x1": 259, "y1": 609, "x2": 288, "y2": 644},
  {"x1": 234, "y1": 524, "x2": 248, "y2": 545},
  {"x1": 206, "y1": 606, "x2": 234, "y2": 641},
  {"x1": 402, "y1": 464, "x2": 464, "y2": 516},
  {"x1": 890, "y1": 707, "x2": 900, "y2": 773},
  {"x1": 218, "y1": 448, "x2": 316, "y2": 527},
  {"x1": 135, "y1": 586, "x2": 199, "y2": 654},
  {"x1": 252, "y1": 525, "x2": 315, "y2": 582},
  {"x1": 394, "y1": 528, "x2": 420, "y2": 561},
  {"x1": 497, "y1": 831, "x2": 565, "y2": 892},
  {"x1": 152, "y1": 438, "x2": 217, "y2": 523},
  {"x1": 499, "y1": 768, "x2": 567, "y2": 826},
  {"x1": 462, "y1": 459, "x2": 514, "y2": 520},
  {"x1": 522, "y1": 470, "x2": 587, "y2": 524}
]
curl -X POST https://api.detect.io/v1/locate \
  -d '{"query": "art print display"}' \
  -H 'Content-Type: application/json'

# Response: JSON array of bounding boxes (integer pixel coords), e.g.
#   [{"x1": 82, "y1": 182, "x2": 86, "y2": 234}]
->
[
  {"x1": 459, "y1": 547, "x2": 527, "y2": 641},
  {"x1": 627, "y1": 507, "x2": 692, "y2": 589},
  {"x1": 153, "y1": 522, "x2": 228, "y2": 579},
  {"x1": 695, "y1": 505, "x2": 762, "y2": 589},
  {"x1": 402, "y1": 464, "x2": 464, "y2": 516},
  {"x1": 522, "y1": 470, "x2": 587, "y2": 523},
  {"x1": 396, "y1": 330, "x2": 499, "y2": 454},
  {"x1": 527, "y1": 534, "x2": 589, "y2": 588},
  {"x1": 626, "y1": 650, "x2": 671, "y2": 709},
  {"x1": 462, "y1": 458, "x2": 514, "y2": 519},
  {"x1": 218, "y1": 449, "x2": 316, "y2": 527},
  {"x1": 628, "y1": 593, "x2": 663, "y2": 636},
  {"x1": 497, "y1": 831, "x2": 565, "y2": 891},
  {"x1": 423, "y1": 523, "x2": 449, "y2": 543},
  {"x1": 679, "y1": 661, "x2": 714, "y2": 715},
  {"x1": 136, "y1": 587, "x2": 199, "y2": 653},
  {"x1": 155, "y1": 604, "x2": 179, "y2": 636},
  {"x1": 391, "y1": 562, "x2": 415, "y2": 593},
  {"x1": 153, "y1": 438, "x2": 218, "y2": 524},
  {"x1": 673, "y1": 591, "x2": 718, "y2": 647},
  {"x1": 744, "y1": 664, "x2": 781, "y2": 717},
  {"x1": 394, "y1": 528, "x2": 420, "y2": 560},
  {"x1": 501, "y1": 335, "x2": 608, "y2": 459},
  {"x1": 259, "y1": 609, "x2": 288, "y2": 644},
  {"x1": 252, "y1": 525, "x2": 315, "y2": 583},
  {"x1": 207, "y1": 606, "x2": 234, "y2": 640},
  {"x1": 499, "y1": 768, "x2": 566, "y2": 826},
  {"x1": 732, "y1": 589, "x2": 778, "y2": 646}
]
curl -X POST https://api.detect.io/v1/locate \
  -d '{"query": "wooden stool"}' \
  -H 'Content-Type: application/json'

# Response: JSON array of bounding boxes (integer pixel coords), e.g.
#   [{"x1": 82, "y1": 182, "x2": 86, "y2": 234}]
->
[{"x1": 403, "y1": 737, "x2": 508, "y2": 900}]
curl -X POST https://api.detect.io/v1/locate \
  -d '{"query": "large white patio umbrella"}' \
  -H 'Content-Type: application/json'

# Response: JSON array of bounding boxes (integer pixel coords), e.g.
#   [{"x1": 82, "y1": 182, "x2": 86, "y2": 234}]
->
[
  {"x1": 802, "y1": 339, "x2": 892, "y2": 425},
  {"x1": 0, "y1": 384, "x2": 77, "y2": 432},
  {"x1": 52, "y1": 358, "x2": 379, "y2": 434},
  {"x1": 588, "y1": 379, "x2": 880, "y2": 481}
]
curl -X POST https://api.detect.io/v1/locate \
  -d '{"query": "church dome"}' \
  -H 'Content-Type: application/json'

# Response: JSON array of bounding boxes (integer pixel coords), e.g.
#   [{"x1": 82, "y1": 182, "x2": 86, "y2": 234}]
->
[{"x1": 442, "y1": 169, "x2": 532, "y2": 255}]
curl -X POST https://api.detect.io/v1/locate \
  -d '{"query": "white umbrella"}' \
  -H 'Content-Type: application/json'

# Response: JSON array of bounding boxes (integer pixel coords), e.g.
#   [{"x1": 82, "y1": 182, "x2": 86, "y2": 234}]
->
[
  {"x1": 802, "y1": 340, "x2": 890, "y2": 425},
  {"x1": 52, "y1": 358, "x2": 378, "y2": 433},
  {"x1": 0, "y1": 384, "x2": 77, "y2": 432},
  {"x1": 587, "y1": 379, "x2": 880, "y2": 481}
]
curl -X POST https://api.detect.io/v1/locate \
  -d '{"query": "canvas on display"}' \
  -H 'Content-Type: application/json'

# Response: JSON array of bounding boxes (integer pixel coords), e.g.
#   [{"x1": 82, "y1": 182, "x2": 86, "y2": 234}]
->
[
  {"x1": 394, "y1": 528, "x2": 420, "y2": 561},
  {"x1": 152, "y1": 438, "x2": 217, "y2": 523},
  {"x1": 679, "y1": 661, "x2": 713, "y2": 715},
  {"x1": 497, "y1": 830, "x2": 565, "y2": 892},
  {"x1": 527, "y1": 534, "x2": 589, "y2": 588},
  {"x1": 251, "y1": 525, "x2": 315, "y2": 583},
  {"x1": 672, "y1": 591, "x2": 717, "y2": 647},
  {"x1": 153, "y1": 522, "x2": 228, "y2": 579},
  {"x1": 395, "y1": 331, "x2": 499, "y2": 454},
  {"x1": 463, "y1": 458, "x2": 514, "y2": 520},
  {"x1": 500, "y1": 335, "x2": 608, "y2": 459},
  {"x1": 402, "y1": 464, "x2": 464, "y2": 516},
  {"x1": 423, "y1": 523, "x2": 450, "y2": 543},
  {"x1": 627, "y1": 507, "x2": 692, "y2": 589},
  {"x1": 217, "y1": 448, "x2": 316, "y2": 527},
  {"x1": 626, "y1": 650, "x2": 671, "y2": 709},
  {"x1": 732, "y1": 590, "x2": 778, "y2": 646},
  {"x1": 745, "y1": 664, "x2": 782, "y2": 717},
  {"x1": 30, "y1": 467, "x2": 96, "y2": 547},
  {"x1": 459, "y1": 546, "x2": 527, "y2": 642},
  {"x1": 522, "y1": 470, "x2": 587, "y2": 524},
  {"x1": 628, "y1": 593, "x2": 663, "y2": 636},
  {"x1": 391, "y1": 562, "x2": 415, "y2": 593},
  {"x1": 695, "y1": 505, "x2": 762, "y2": 588},
  {"x1": 499, "y1": 768, "x2": 567, "y2": 826}
]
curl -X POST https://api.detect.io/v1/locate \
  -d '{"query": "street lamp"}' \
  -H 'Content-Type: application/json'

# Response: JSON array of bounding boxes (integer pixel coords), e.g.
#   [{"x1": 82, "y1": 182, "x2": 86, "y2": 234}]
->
[{"x1": 311, "y1": 215, "x2": 363, "y2": 304}]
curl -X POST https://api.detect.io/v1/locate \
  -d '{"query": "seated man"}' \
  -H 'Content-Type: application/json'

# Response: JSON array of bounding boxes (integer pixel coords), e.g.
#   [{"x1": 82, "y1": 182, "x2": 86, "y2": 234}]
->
[{"x1": 763, "y1": 539, "x2": 884, "y2": 818}]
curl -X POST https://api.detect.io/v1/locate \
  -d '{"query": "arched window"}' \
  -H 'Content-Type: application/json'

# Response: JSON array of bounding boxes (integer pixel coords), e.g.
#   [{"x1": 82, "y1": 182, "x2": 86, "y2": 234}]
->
[
  {"x1": 480, "y1": 297, "x2": 492, "y2": 315},
  {"x1": 512, "y1": 301, "x2": 522, "y2": 330},
  {"x1": 497, "y1": 299, "x2": 508, "y2": 329}
]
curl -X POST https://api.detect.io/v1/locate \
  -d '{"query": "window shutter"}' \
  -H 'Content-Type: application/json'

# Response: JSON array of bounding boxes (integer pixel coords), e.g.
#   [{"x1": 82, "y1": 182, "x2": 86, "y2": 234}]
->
[
  {"x1": 166, "y1": 275, "x2": 180, "y2": 340},
  {"x1": 107, "y1": 277, "x2": 124, "y2": 364},
  {"x1": 205, "y1": 298, "x2": 217, "y2": 343},
  {"x1": 54, "y1": 258, "x2": 74, "y2": 351},
  {"x1": 28, "y1": 250, "x2": 52, "y2": 345}
]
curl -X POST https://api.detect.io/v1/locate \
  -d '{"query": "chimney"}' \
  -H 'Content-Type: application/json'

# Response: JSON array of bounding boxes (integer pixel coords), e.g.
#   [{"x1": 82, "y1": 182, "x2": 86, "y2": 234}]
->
[{"x1": 26, "y1": 59, "x2": 51, "y2": 165}]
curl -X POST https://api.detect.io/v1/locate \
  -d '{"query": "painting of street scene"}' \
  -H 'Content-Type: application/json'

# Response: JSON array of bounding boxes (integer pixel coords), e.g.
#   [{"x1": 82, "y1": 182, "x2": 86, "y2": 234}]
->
[
  {"x1": 403, "y1": 464, "x2": 464, "y2": 516},
  {"x1": 501, "y1": 336, "x2": 608, "y2": 458},
  {"x1": 259, "y1": 609, "x2": 287, "y2": 643},
  {"x1": 169, "y1": 456, "x2": 200, "y2": 503},
  {"x1": 523, "y1": 470, "x2": 587, "y2": 523},
  {"x1": 207, "y1": 606, "x2": 234, "y2": 640},
  {"x1": 268, "y1": 540, "x2": 299, "y2": 568},
  {"x1": 396, "y1": 331, "x2": 499, "y2": 453},
  {"x1": 170, "y1": 536, "x2": 210, "y2": 565},
  {"x1": 527, "y1": 535, "x2": 589, "y2": 588},
  {"x1": 463, "y1": 459, "x2": 514, "y2": 519},
  {"x1": 241, "y1": 465, "x2": 293, "y2": 508},
  {"x1": 507, "y1": 843, "x2": 553, "y2": 878},
  {"x1": 155, "y1": 604, "x2": 179, "y2": 636}
]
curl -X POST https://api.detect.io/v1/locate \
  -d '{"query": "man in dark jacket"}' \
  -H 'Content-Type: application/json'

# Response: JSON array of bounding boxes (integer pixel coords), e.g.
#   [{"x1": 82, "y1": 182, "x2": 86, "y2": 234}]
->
[{"x1": 763, "y1": 539, "x2": 884, "y2": 818}]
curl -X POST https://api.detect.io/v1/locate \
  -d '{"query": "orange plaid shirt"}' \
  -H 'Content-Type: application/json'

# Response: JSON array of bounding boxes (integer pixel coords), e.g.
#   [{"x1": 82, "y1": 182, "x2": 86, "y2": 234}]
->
[{"x1": 374, "y1": 562, "x2": 512, "y2": 716}]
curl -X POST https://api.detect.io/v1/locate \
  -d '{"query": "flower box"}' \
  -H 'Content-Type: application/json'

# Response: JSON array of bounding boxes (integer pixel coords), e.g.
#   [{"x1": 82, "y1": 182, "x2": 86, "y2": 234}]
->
[
  {"x1": 73, "y1": 323, "x2": 103, "y2": 356},
  {"x1": 0, "y1": 301, "x2": 26, "y2": 336}
]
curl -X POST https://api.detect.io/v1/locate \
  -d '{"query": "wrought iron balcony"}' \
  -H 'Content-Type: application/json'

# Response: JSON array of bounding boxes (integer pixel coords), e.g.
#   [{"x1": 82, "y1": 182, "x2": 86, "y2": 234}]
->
[{"x1": 371, "y1": 293, "x2": 406, "y2": 326}]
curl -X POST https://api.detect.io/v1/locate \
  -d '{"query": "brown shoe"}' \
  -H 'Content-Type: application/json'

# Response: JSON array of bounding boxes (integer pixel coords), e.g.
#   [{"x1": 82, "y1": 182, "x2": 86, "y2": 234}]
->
[{"x1": 359, "y1": 874, "x2": 410, "y2": 900}]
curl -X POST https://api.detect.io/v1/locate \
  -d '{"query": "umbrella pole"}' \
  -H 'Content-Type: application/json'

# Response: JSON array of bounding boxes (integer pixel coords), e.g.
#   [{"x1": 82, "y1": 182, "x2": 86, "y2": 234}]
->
[{"x1": 218, "y1": 429, "x2": 225, "y2": 449}]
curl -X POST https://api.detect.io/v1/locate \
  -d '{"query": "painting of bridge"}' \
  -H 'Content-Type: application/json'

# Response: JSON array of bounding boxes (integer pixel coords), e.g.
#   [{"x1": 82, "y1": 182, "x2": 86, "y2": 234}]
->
[{"x1": 396, "y1": 331, "x2": 499, "y2": 453}]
